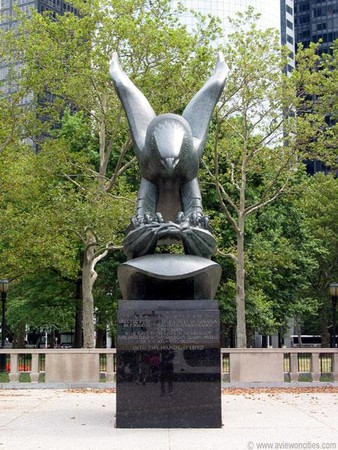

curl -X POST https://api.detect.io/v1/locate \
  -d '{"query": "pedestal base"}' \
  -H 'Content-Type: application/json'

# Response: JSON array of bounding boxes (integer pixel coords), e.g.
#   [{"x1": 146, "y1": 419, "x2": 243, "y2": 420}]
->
[{"x1": 116, "y1": 300, "x2": 221, "y2": 428}]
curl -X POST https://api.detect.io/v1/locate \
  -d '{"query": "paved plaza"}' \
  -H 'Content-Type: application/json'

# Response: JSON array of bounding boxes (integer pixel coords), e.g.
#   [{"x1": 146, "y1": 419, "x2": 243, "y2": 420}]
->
[{"x1": 0, "y1": 388, "x2": 337, "y2": 450}]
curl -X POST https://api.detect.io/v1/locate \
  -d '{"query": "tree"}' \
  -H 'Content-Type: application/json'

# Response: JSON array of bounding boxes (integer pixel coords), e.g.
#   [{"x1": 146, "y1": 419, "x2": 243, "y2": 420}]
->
[
  {"x1": 0, "y1": 26, "x2": 31, "y2": 154},
  {"x1": 296, "y1": 173, "x2": 338, "y2": 346},
  {"x1": 0, "y1": 0, "x2": 221, "y2": 346},
  {"x1": 0, "y1": 140, "x2": 83, "y2": 345},
  {"x1": 245, "y1": 189, "x2": 321, "y2": 344},
  {"x1": 6, "y1": 270, "x2": 77, "y2": 348},
  {"x1": 205, "y1": 9, "x2": 336, "y2": 347}
]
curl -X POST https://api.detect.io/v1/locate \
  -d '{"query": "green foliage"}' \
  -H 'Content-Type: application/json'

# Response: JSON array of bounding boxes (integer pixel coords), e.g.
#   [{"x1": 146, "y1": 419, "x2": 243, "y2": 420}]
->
[
  {"x1": 0, "y1": 141, "x2": 85, "y2": 280},
  {"x1": 0, "y1": 0, "x2": 222, "y2": 344},
  {"x1": 290, "y1": 41, "x2": 337, "y2": 167},
  {"x1": 1, "y1": 2, "x2": 336, "y2": 346},
  {"x1": 94, "y1": 250, "x2": 125, "y2": 338},
  {"x1": 247, "y1": 191, "x2": 321, "y2": 333},
  {"x1": 298, "y1": 173, "x2": 338, "y2": 295},
  {"x1": 7, "y1": 271, "x2": 76, "y2": 334},
  {"x1": 202, "y1": 10, "x2": 337, "y2": 345}
]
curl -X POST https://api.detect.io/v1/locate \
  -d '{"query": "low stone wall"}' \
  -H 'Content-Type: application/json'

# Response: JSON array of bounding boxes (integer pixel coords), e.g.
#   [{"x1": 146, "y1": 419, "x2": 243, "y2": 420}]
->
[
  {"x1": 222, "y1": 349, "x2": 338, "y2": 383},
  {"x1": 0, "y1": 348, "x2": 337, "y2": 384},
  {"x1": 0, "y1": 349, "x2": 116, "y2": 383}
]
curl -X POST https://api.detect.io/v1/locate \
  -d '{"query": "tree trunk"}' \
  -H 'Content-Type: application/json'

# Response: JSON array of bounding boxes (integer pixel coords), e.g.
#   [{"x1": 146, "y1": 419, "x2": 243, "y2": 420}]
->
[
  {"x1": 82, "y1": 244, "x2": 95, "y2": 348},
  {"x1": 12, "y1": 323, "x2": 26, "y2": 349},
  {"x1": 320, "y1": 296, "x2": 331, "y2": 348},
  {"x1": 95, "y1": 327, "x2": 105, "y2": 348},
  {"x1": 81, "y1": 230, "x2": 110, "y2": 348},
  {"x1": 74, "y1": 274, "x2": 83, "y2": 348},
  {"x1": 236, "y1": 220, "x2": 247, "y2": 348},
  {"x1": 95, "y1": 309, "x2": 105, "y2": 348}
]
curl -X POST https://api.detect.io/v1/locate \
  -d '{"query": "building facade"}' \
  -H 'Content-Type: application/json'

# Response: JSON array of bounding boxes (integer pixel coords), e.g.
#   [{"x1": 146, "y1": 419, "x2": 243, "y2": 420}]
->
[
  {"x1": 294, "y1": 0, "x2": 338, "y2": 174},
  {"x1": 0, "y1": 0, "x2": 77, "y2": 92},
  {"x1": 178, "y1": 0, "x2": 295, "y2": 71},
  {"x1": 0, "y1": 0, "x2": 77, "y2": 34},
  {"x1": 294, "y1": 0, "x2": 338, "y2": 54}
]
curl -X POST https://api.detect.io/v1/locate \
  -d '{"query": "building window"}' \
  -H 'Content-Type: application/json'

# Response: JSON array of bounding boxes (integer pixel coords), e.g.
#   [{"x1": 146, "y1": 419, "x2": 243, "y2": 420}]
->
[
  {"x1": 286, "y1": 4, "x2": 293, "y2": 15},
  {"x1": 317, "y1": 23, "x2": 327, "y2": 31},
  {"x1": 299, "y1": 3, "x2": 309, "y2": 13},
  {"x1": 15, "y1": 0, "x2": 33, "y2": 5},
  {"x1": 287, "y1": 64, "x2": 294, "y2": 73},
  {"x1": 0, "y1": 66, "x2": 9, "y2": 81},
  {"x1": 299, "y1": 30, "x2": 310, "y2": 39},
  {"x1": 286, "y1": 19, "x2": 293, "y2": 30},
  {"x1": 0, "y1": 9, "x2": 10, "y2": 22},
  {"x1": 299, "y1": 14, "x2": 310, "y2": 24},
  {"x1": 0, "y1": 0, "x2": 10, "y2": 9},
  {"x1": 287, "y1": 35, "x2": 294, "y2": 45},
  {"x1": 313, "y1": 7, "x2": 323, "y2": 18}
]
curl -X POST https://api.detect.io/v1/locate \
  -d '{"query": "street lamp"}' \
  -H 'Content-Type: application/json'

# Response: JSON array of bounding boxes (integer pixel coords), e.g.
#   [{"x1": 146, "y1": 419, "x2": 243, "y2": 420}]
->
[
  {"x1": 330, "y1": 282, "x2": 338, "y2": 348},
  {"x1": 0, "y1": 279, "x2": 9, "y2": 372}
]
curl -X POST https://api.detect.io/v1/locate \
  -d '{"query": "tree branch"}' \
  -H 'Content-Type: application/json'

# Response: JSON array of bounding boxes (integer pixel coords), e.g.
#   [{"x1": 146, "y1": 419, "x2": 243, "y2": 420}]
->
[
  {"x1": 213, "y1": 121, "x2": 240, "y2": 233},
  {"x1": 62, "y1": 173, "x2": 86, "y2": 192},
  {"x1": 117, "y1": 156, "x2": 137, "y2": 177},
  {"x1": 230, "y1": 162, "x2": 240, "y2": 191},
  {"x1": 92, "y1": 249, "x2": 108, "y2": 269},
  {"x1": 106, "y1": 138, "x2": 132, "y2": 192},
  {"x1": 216, "y1": 248, "x2": 238, "y2": 263},
  {"x1": 245, "y1": 177, "x2": 290, "y2": 216}
]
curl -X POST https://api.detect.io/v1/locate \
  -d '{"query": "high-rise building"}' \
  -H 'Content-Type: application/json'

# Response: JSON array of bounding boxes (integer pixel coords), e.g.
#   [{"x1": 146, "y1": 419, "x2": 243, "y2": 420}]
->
[
  {"x1": 0, "y1": 0, "x2": 77, "y2": 32},
  {"x1": 177, "y1": 0, "x2": 295, "y2": 72},
  {"x1": 0, "y1": 0, "x2": 77, "y2": 93},
  {"x1": 294, "y1": 0, "x2": 338, "y2": 54},
  {"x1": 0, "y1": 0, "x2": 78, "y2": 149},
  {"x1": 294, "y1": 0, "x2": 338, "y2": 175}
]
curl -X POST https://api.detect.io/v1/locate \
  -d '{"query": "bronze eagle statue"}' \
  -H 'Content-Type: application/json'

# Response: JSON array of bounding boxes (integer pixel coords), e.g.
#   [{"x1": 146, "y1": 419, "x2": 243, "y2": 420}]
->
[{"x1": 110, "y1": 53, "x2": 226, "y2": 259}]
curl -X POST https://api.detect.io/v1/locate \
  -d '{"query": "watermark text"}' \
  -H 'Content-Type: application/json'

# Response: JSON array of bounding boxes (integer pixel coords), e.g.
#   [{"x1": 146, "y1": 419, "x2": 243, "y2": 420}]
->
[{"x1": 247, "y1": 442, "x2": 337, "y2": 450}]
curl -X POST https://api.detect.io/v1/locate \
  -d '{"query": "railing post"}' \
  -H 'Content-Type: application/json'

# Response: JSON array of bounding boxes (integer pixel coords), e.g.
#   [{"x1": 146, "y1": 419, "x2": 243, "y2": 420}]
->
[
  {"x1": 106, "y1": 353, "x2": 115, "y2": 382},
  {"x1": 289, "y1": 352, "x2": 298, "y2": 382},
  {"x1": 30, "y1": 353, "x2": 39, "y2": 383},
  {"x1": 9, "y1": 353, "x2": 19, "y2": 382},
  {"x1": 222, "y1": 352, "x2": 229, "y2": 381},
  {"x1": 331, "y1": 352, "x2": 338, "y2": 382},
  {"x1": 311, "y1": 353, "x2": 320, "y2": 382}
]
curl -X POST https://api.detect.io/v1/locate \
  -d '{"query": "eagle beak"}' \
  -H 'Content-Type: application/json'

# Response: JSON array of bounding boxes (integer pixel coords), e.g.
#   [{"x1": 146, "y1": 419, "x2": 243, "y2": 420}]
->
[{"x1": 164, "y1": 157, "x2": 178, "y2": 174}]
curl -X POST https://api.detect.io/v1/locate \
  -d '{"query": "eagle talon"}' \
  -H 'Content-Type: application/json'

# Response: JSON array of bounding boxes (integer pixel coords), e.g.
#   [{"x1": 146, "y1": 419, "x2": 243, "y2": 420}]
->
[
  {"x1": 144, "y1": 213, "x2": 153, "y2": 224},
  {"x1": 199, "y1": 215, "x2": 209, "y2": 228},
  {"x1": 177, "y1": 211, "x2": 186, "y2": 224},
  {"x1": 181, "y1": 212, "x2": 209, "y2": 229},
  {"x1": 187, "y1": 211, "x2": 202, "y2": 227},
  {"x1": 133, "y1": 212, "x2": 166, "y2": 227},
  {"x1": 177, "y1": 211, "x2": 208, "y2": 228},
  {"x1": 156, "y1": 212, "x2": 164, "y2": 223},
  {"x1": 132, "y1": 216, "x2": 143, "y2": 228}
]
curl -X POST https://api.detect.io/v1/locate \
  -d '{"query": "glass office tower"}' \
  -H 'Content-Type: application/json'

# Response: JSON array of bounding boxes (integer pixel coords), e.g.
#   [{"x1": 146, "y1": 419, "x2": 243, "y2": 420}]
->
[
  {"x1": 178, "y1": 0, "x2": 295, "y2": 71},
  {"x1": 294, "y1": 0, "x2": 338, "y2": 174},
  {"x1": 294, "y1": 0, "x2": 338, "y2": 54},
  {"x1": 0, "y1": 0, "x2": 77, "y2": 92}
]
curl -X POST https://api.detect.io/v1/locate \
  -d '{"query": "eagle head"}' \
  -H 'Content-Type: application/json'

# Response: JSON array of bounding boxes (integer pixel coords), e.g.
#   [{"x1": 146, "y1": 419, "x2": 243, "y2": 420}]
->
[{"x1": 145, "y1": 114, "x2": 193, "y2": 176}]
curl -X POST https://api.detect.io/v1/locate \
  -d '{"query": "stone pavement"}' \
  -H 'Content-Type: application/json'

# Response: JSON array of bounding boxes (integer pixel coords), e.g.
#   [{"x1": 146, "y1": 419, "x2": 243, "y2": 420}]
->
[{"x1": 0, "y1": 388, "x2": 337, "y2": 450}]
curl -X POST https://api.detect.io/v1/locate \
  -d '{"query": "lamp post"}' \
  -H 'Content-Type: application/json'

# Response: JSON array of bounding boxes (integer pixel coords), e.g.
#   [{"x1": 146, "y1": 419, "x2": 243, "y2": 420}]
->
[
  {"x1": 330, "y1": 282, "x2": 338, "y2": 348},
  {"x1": 0, "y1": 279, "x2": 9, "y2": 372}
]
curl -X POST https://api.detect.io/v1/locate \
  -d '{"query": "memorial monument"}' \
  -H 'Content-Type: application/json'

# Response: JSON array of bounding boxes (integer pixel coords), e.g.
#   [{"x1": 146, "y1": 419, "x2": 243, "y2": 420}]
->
[{"x1": 110, "y1": 52, "x2": 226, "y2": 428}]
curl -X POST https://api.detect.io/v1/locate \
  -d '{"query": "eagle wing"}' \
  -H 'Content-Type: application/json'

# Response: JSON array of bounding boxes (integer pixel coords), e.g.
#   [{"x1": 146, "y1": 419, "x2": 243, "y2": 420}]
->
[
  {"x1": 182, "y1": 53, "x2": 226, "y2": 159},
  {"x1": 110, "y1": 53, "x2": 156, "y2": 154}
]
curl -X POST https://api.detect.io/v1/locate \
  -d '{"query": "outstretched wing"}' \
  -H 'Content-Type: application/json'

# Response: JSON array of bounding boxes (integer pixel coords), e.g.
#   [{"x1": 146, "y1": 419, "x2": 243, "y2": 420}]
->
[
  {"x1": 182, "y1": 53, "x2": 226, "y2": 158},
  {"x1": 110, "y1": 53, "x2": 156, "y2": 154}
]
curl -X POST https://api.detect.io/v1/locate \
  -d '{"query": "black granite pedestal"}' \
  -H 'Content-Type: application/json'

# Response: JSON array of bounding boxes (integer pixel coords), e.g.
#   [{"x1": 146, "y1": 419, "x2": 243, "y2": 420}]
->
[{"x1": 116, "y1": 255, "x2": 222, "y2": 428}]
